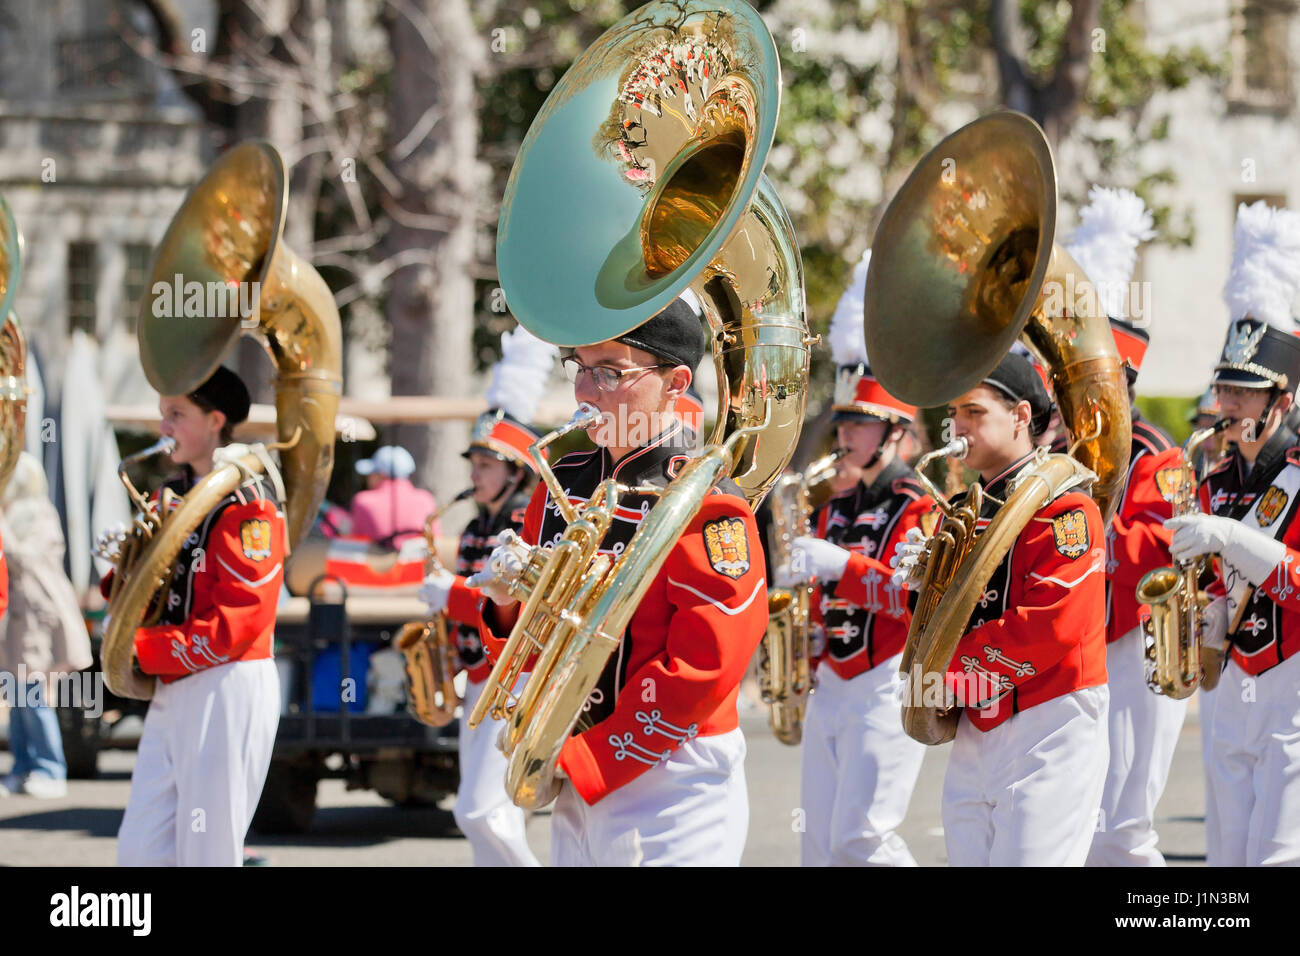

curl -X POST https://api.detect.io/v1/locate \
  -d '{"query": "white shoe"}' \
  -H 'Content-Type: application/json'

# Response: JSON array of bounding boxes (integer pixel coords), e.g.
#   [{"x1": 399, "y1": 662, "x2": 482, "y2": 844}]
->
[{"x1": 21, "y1": 775, "x2": 67, "y2": 799}]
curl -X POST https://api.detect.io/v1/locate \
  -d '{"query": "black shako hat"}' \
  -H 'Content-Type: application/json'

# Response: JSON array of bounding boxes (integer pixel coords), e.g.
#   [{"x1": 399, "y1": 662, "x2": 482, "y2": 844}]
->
[
  {"x1": 983, "y1": 353, "x2": 1053, "y2": 436},
  {"x1": 1212, "y1": 318, "x2": 1300, "y2": 391},
  {"x1": 189, "y1": 365, "x2": 251, "y2": 425},
  {"x1": 616, "y1": 298, "x2": 705, "y2": 373}
]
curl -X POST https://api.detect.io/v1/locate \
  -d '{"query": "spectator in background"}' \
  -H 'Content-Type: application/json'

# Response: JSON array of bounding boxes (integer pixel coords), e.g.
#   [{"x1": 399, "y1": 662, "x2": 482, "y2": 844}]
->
[
  {"x1": 0, "y1": 452, "x2": 92, "y2": 800},
  {"x1": 349, "y1": 445, "x2": 439, "y2": 548}
]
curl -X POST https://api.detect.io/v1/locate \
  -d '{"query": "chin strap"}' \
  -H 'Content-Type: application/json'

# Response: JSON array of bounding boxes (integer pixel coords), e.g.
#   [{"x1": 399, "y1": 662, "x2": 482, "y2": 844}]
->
[
  {"x1": 488, "y1": 467, "x2": 525, "y2": 512},
  {"x1": 1254, "y1": 387, "x2": 1281, "y2": 442}
]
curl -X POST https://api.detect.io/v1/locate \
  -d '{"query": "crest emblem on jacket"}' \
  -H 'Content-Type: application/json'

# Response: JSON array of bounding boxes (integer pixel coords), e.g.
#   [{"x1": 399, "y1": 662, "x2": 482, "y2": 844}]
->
[
  {"x1": 702, "y1": 517, "x2": 750, "y2": 579},
  {"x1": 1051, "y1": 509, "x2": 1090, "y2": 559},
  {"x1": 240, "y1": 519, "x2": 273, "y2": 561},
  {"x1": 1255, "y1": 485, "x2": 1289, "y2": 527}
]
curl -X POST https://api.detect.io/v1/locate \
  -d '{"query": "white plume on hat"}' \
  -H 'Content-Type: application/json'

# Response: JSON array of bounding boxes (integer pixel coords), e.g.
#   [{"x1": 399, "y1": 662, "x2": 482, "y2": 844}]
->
[
  {"x1": 485, "y1": 324, "x2": 559, "y2": 424},
  {"x1": 1223, "y1": 200, "x2": 1300, "y2": 329},
  {"x1": 1065, "y1": 185, "x2": 1155, "y2": 321},
  {"x1": 828, "y1": 248, "x2": 871, "y2": 367}
]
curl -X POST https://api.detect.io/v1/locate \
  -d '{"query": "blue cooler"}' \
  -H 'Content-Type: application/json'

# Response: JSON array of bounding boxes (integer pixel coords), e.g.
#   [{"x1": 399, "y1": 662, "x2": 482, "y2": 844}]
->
[{"x1": 311, "y1": 642, "x2": 376, "y2": 713}]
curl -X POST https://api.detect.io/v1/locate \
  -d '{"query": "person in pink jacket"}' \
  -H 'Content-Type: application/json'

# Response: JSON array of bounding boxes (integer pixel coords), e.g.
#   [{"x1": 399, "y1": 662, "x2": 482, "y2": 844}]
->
[{"x1": 349, "y1": 445, "x2": 439, "y2": 548}]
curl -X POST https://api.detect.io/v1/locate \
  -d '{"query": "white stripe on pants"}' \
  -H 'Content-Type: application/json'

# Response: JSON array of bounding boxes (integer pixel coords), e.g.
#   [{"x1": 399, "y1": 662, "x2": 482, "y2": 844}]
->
[
  {"x1": 1206, "y1": 653, "x2": 1300, "y2": 866},
  {"x1": 1087, "y1": 627, "x2": 1188, "y2": 866},
  {"x1": 118, "y1": 658, "x2": 280, "y2": 867},
  {"x1": 943, "y1": 685, "x2": 1109, "y2": 866},
  {"x1": 800, "y1": 656, "x2": 926, "y2": 866},
  {"x1": 550, "y1": 727, "x2": 748, "y2": 866},
  {"x1": 454, "y1": 677, "x2": 540, "y2": 867}
]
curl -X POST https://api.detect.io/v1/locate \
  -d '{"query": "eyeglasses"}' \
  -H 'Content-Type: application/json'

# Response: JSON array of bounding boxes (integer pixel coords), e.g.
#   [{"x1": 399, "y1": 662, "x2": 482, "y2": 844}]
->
[
  {"x1": 561, "y1": 357, "x2": 671, "y2": 393},
  {"x1": 1212, "y1": 383, "x2": 1269, "y2": 402}
]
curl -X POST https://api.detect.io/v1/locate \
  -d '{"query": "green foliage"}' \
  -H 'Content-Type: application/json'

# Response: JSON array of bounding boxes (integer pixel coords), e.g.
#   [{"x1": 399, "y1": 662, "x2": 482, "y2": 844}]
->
[{"x1": 1134, "y1": 394, "x2": 1200, "y2": 446}]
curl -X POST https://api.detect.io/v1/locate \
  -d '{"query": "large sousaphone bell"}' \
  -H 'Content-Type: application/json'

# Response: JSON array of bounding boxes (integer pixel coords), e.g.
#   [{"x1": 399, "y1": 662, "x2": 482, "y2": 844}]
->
[
  {"x1": 101, "y1": 143, "x2": 342, "y2": 699},
  {"x1": 865, "y1": 111, "x2": 1130, "y2": 744},
  {"x1": 0, "y1": 196, "x2": 29, "y2": 495},
  {"x1": 472, "y1": 0, "x2": 810, "y2": 808}
]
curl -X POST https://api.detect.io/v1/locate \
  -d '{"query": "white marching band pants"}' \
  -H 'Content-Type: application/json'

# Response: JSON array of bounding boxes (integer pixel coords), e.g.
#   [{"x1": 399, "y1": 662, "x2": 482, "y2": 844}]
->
[
  {"x1": 455, "y1": 676, "x2": 540, "y2": 867},
  {"x1": 1087, "y1": 627, "x2": 1188, "y2": 866},
  {"x1": 118, "y1": 658, "x2": 280, "y2": 867},
  {"x1": 1205, "y1": 652, "x2": 1300, "y2": 866},
  {"x1": 800, "y1": 656, "x2": 926, "y2": 866},
  {"x1": 942, "y1": 685, "x2": 1110, "y2": 866},
  {"x1": 550, "y1": 727, "x2": 749, "y2": 866}
]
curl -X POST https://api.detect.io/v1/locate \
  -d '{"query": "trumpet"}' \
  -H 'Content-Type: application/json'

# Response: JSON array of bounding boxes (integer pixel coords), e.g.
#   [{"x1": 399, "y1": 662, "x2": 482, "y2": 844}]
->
[
  {"x1": 761, "y1": 448, "x2": 846, "y2": 745},
  {"x1": 396, "y1": 488, "x2": 475, "y2": 727},
  {"x1": 1135, "y1": 419, "x2": 1232, "y2": 698}
]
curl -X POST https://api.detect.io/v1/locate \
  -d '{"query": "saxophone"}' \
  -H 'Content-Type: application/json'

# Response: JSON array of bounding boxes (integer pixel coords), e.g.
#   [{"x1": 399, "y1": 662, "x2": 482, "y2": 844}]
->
[
  {"x1": 396, "y1": 489, "x2": 474, "y2": 727},
  {"x1": 1135, "y1": 420, "x2": 1232, "y2": 698},
  {"x1": 761, "y1": 449, "x2": 845, "y2": 745}
]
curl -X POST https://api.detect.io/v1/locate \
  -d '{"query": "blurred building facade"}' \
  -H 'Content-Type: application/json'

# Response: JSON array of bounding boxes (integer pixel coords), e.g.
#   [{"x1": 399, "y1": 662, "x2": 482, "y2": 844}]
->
[{"x1": 0, "y1": 0, "x2": 212, "y2": 409}]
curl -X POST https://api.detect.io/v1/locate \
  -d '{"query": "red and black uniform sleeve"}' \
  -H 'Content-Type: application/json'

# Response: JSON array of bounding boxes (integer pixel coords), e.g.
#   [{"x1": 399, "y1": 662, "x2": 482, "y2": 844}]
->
[
  {"x1": 444, "y1": 575, "x2": 483, "y2": 627},
  {"x1": 1199, "y1": 453, "x2": 1300, "y2": 672},
  {"x1": 832, "y1": 493, "x2": 934, "y2": 670},
  {"x1": 946, "y1": 491, "x2": 1108, "y2": 731},
  {"x1": 477, "y1": 483, "x2": 546, "y2": 662},
  {"x1": 134, "y1": 499, "x2": 285, "y2": 679},
  {"x1": 557, "y1": 493, "x2": 767, "y2": 804},
  {"x1": 1107, "y1": 445, "x2": 1182, "y2": 642}
]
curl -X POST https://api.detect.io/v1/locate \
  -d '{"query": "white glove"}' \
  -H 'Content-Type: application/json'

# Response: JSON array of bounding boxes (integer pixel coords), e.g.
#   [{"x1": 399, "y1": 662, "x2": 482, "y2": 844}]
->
[
  {"x1": 465, "y1": 529, "x2": 532, "y2": 606},
  {"x1": 1201, "y1": 596, "x2": 1228, "y2": 652},
  {"x1": 776, "y1": 536, "x2": 851, "y2": 586},
  {"x1": 1165, "y1": 514, "x2": 1286, "y2": 586},
  {"x1": 212, "y1": 443, "x2": 253, "y2": 467},
  {"x1": 93, "y1": 521, "x2": 129, "y2": 561},
  {"x1": 889, "y1": 527, "x2": 930, "y2": 591},
  {"x1": 418, "y1": 568, "x2": 455, "y2": 616}
]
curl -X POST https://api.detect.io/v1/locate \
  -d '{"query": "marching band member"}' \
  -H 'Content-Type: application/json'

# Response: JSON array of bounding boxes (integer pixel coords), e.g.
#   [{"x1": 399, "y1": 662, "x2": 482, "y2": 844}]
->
[
  {"x1": 419, "y1": 326, "x2": 554, "y2": 867},
  {"x1": 892, "y1": 353, "x2": 1110, "y2": 866},
  {"x1": 1165, "y1": 200, "x2": 1300, "y2": 865},
  {"x1": 109, "y1": 366, "x2": 284, "y2": 866},
  {"x1": 470, "y1": 297, "x2": 769, "y2": 866},
  {"x1": 1060, "y1": 188, "x2": 1188, "y2": 867},
  {"x1": 781, "y1": 250, "x2": 933, "y2": 866}
]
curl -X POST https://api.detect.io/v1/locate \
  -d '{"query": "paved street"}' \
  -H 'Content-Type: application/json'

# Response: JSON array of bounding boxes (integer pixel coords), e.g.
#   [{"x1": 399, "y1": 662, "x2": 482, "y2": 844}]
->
[{"x1": 0, "y1": 698, "x2": 1210, "y2": 866}]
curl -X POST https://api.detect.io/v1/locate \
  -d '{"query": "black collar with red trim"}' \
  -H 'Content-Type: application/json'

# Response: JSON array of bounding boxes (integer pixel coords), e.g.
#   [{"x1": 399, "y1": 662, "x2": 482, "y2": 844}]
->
[{"x1": 606, "y1": 419, "x2": 694, "y2": 487}]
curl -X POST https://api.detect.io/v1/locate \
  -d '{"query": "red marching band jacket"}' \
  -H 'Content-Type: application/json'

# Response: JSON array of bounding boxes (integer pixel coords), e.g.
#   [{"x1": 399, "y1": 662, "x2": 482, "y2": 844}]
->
[
  {"x1": 1106, "y1": 416, "x2": 1182, "y2": 643},
  {"x1": 101, "y1": 471, "x2": 285, "y2": 682},
  {"x1": 810, "y1": 459, "x2": 933, "y2": 679},
  {"x1": 1199, "y1": 430, "x2": 1300, "y2": 676},
  {"x1": 942, "y1": 452, "x2": 1109, "y2": 731},
  {"x1": 477, "y1": 422, "x2": 768, "y2": 805}
]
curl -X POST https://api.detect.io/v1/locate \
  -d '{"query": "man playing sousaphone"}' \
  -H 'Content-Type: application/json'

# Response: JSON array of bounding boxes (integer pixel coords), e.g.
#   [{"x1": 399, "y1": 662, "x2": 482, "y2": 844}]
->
[
  {"x1": 891, "y1": 353, "x2": 1110, "y2": 866},
  {"x1": 469, "y1": 299, "x2": 769, "y2": 866}
]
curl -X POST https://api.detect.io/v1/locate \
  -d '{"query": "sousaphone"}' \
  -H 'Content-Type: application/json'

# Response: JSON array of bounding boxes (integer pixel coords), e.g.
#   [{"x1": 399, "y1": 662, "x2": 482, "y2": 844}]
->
[
  {"x1": 865, "y1": 111, "x2": 1131, "y2": 744},
  {"x1": 101, "y1": 143, "x2": 342, "y2": 700},
  {"x1": 471, "y1": 0, "x2": 811, "y2": 809}
]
